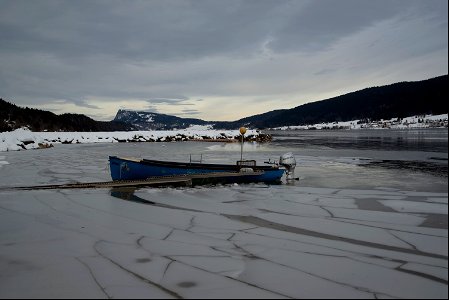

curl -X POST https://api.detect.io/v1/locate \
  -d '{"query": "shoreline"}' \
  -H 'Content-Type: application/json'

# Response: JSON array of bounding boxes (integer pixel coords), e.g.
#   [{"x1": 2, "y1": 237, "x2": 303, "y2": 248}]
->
[
  {"x1": 270, "y1": 113, "x2": 448, "y2": 131},
  {"x1": 0, "y1": 128, "x2": 271, "y2": 152},
  {"x1": 1, "y1": 120, "x2": 447, "y2": 152}
]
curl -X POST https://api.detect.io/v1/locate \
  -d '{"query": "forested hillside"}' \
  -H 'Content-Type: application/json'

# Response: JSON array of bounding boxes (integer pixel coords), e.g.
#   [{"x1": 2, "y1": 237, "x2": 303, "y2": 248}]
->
[
  {"x1": 0, "y1": 99, "x2": 132, "y2": 132},
  {"x1": 1, "y1": 75, "x2": 447, "y2": 131},
  {"x1": 224, "y1": 75, "x2": 448, "y2": 128}
]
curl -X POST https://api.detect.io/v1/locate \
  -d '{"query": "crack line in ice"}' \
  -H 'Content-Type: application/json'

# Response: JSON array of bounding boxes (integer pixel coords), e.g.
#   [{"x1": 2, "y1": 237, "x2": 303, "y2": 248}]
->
[
  {"x1": 165, "y1": 256, "x2": 294, "y2": 299},
  {"x1": 246, "y1": 227, "x2": 449, "y2": 272},
  {"x1": 318, "y1": 206, "x2": 335, "y2": 218},
  {"x1": 136, "y1": 235, "x2": 292, "y2": 298},
  {"x1": 233, "y1": 242, "x2": 391, "y2": 298},
  {"x1": 222, "y1": 200, "x2": 249, "y2": 203},
  {"x1": 138, "y1": 235, "x2": 233, "y2": 258},
  {"x1": 210, "y1": 246, "x2": 245, "y2": 257},
  {"x1": 329, "y1": 217, "x2": 447, "y2": 238},
  {"x1": 94, "y1": 240, "x2": 182, "y2": 299},
  {"x1": 329, "y1": 216, "x2": 448, "y2": 238},
  {"x1": 224, "y1": 215, "x2": 448, "y2": 260},
  {"x1": 234, "y1": 230, "x2": 429, "y2": 276},
  {"x1": 244, "y1": 226, "x2": 259, "y2": 231},
  {"x1": 258, "y1": 208, "x2": 319, "y2": 218},
  {"x1": 232, "y1": 243, "x2": 260, "y2": 260},
  {"x1": 162, "y1": 229, "x2": 175, "y2": 241},
  {"x1": 232, "y1": 232, "x2": 448, "y2": 287},
  {"x1": 162, "y1": 260, "x2": 176, "y2": 280},
  {"x1": 242, "y1": 228, "x2": 448, "y2": 275},
  {"x1": 136, "y1": 236, "x2": 146, "y2": 247},
  {"x1": 186, "y1": 216, "x2": 196, "y2": 231},
  {"x1": 396, "y1": 266, "x2": 448, "y2": 285},
  {"x1": 387, "y1": 231, "x2": 419, "y2": 251},
  {"x1": 76, "y1": 257, "x2": 112, "y2": 299}
]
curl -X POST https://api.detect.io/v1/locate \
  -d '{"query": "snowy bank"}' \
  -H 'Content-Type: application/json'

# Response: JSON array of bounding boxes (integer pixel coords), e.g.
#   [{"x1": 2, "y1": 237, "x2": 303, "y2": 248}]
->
[
  {"x1": 0, "y1": 128, "x2": 264, "y2": 152},
  {"x1": 272, "y1": 114, "x2": 448, "y2": 130}
]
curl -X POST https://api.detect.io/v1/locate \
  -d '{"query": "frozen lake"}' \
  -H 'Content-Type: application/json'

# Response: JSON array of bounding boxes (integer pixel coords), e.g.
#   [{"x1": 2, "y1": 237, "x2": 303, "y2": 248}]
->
[{"x1": 0, "y1": 129, "x2": 447, "y2": 298}]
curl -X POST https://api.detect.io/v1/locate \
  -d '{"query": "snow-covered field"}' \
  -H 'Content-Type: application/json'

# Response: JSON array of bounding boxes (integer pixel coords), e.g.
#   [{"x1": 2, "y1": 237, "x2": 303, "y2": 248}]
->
[
  {"x1": 272, "y1": 113, "x2": 448, "y2": 130},
  {"x1": 0, "y1": 127, "x2": 258, "y2": 152},
  {"x1": 0, "y1": 138, "x2": 447, "y2": 298}
]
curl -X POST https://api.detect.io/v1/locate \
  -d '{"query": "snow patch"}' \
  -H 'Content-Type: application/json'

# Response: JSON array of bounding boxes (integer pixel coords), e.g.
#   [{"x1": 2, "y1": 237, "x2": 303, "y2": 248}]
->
[
  {"x1": 0, "y1": 128, "x2": 260, "y2": 152},
  {"x1": 272, "y1": 114, "x2": 448, "y2": 130}
]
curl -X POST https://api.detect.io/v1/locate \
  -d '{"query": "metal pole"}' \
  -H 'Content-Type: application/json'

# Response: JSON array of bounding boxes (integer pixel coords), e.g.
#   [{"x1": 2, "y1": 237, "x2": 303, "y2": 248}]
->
[
  {"x1": 240, "y1": 133, "x2": 244, "y2": 161},
  {"x1": 239, "y1": 127, "x2": 246, "y2": 163}
]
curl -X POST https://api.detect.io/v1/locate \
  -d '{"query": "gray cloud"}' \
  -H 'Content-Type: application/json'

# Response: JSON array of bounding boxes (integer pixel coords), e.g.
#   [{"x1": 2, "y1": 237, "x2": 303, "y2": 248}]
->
[
  {"x1": 4, "y1": 0, "x2": 439, "y2": 60},
  {"x1": 0, "y1": 0, "x2": 447, "y2": 120},
  {"x1": 269, "y1": 0, "x2": 406, "y2": 52},
  {"x1": 147, "y1": 97, "x2": 190, "y2": 105},
  {"x1": 0, "y1": 0, "x2": 279, "y2": 60},
  {"x1": 75, "y1": 101, "x2": 101, "y2": 110},
  {"x1": 178, "y1": 109, "x2": 201, "y2": 116}
]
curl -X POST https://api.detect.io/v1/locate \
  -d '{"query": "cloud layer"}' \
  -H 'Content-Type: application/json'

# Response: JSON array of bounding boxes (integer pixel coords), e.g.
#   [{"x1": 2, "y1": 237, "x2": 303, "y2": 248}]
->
[{"x1": 0, "y1": 0, "x2": 447, "y2": 121}]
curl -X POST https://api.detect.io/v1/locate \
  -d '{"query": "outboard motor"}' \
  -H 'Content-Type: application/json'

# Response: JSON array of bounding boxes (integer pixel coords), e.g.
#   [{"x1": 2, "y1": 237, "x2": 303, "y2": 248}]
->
[{"x1": 279, "y1": 152, "x2": 297, "y2": 181}]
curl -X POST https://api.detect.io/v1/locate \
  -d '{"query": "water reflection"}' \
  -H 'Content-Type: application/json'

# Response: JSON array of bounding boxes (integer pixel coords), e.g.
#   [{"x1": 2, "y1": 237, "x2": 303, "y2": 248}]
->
[
  {"x1": 267, "y1": 129, "x2": 448, "y2": 152},
  {"x1": 366, "y1": 159, "x2": 448, "y2": 177}
]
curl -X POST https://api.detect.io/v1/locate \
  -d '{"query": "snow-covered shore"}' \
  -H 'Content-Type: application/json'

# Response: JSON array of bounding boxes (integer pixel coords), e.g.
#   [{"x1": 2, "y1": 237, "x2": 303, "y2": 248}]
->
[
  {"x1": 0, "y1": 128, "x2": 261, "y2": 152},
  {"x1": 272, "y1": 114, "x2": 448, "y2": 130},
  {"x1": 1, "y1": 114, "x2": 447, "y2": 152}
]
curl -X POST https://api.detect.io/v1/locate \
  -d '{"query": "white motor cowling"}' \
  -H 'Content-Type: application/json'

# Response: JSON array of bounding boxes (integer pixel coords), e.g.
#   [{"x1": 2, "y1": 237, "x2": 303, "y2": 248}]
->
[{"x1": 279, "y1": 152, "x2": 296, "y2": 181}]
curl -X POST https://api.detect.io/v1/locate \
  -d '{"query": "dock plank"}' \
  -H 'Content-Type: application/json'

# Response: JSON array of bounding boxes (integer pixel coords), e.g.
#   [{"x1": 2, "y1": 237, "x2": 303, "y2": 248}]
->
[{"x1": 4, "y1": 171, "x2": 265, "y2": 190}]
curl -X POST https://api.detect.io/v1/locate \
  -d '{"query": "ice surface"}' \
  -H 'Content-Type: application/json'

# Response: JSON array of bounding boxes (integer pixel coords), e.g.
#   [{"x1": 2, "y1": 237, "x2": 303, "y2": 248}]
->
[
  {"x1": 0, "y1": 137, "x2": 447, "y2": 298},
  {"x1": 378, "y1": 200, "x2": 448, "y2": 214},
  {"x1": 326, "y1": 207, "x2": 425, "y2": 226},
  {"x1": 388, "y1": 230, "x2": 448, "y2": 257},
  {"x1": 2, "y1": 183, "x2": 447, "y2": 298},
  {"x1": 401, "y1": 262, "x2": 448, "y2": 281},
  {"x1": 0, "y1": 155, "x2": 8, "y2": 167}
]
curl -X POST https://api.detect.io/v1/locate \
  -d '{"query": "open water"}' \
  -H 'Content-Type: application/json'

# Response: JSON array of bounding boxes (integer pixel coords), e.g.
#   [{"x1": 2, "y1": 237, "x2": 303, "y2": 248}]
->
[{"x1": 266, "y1": 128, "x2": 448, "y2": 192}]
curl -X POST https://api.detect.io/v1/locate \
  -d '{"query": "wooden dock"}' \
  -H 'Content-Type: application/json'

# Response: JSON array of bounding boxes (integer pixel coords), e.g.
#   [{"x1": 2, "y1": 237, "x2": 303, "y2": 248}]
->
[{"x1": 4, "y1": 171, "x2": 265, "y2": 191}]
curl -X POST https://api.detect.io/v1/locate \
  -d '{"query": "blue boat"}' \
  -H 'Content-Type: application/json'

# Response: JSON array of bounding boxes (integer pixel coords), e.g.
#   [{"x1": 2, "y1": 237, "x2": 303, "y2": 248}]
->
[{"x1": 108, "y1": 155, "x2": 294, "y2": 184}]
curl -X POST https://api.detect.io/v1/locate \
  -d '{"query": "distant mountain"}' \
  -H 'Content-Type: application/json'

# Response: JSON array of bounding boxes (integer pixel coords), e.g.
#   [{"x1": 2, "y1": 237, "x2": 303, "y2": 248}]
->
[
  {"x1": 0, "y1": 98, "x2": 133, "y2": 132},
  {"x1": 2, "y1": 75, "x2": 447, "y2": 132},
  {"x1": 113, "y1": 108, "x2": 289, "y2": 130},
  {"x1": 116, "y1": 75, "x2": 447, "y2": 130},
  {"x1": 113, "y1": 109, "x2": 209, "y2": 130}
]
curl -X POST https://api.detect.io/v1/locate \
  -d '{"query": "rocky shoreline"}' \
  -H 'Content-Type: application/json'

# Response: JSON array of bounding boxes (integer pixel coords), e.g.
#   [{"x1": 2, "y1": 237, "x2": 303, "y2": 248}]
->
[{"x1": 0, "y1": 128, "x2": 272, "y2": 152}]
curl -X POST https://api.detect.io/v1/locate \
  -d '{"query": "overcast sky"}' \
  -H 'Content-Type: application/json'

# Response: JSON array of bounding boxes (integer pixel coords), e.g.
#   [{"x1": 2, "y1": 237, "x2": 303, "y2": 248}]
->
[{"x1": 0, "y1": 0, "x2": 447, "y2": 121}]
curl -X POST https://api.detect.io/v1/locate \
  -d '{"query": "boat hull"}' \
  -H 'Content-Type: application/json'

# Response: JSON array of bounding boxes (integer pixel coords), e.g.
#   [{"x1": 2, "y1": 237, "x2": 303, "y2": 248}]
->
[{"x1": 109, "y1": 156, "x2": 285, "y2": 183}]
